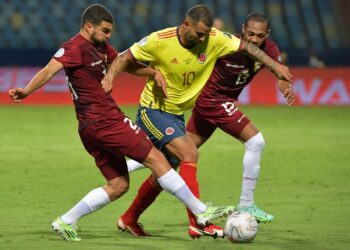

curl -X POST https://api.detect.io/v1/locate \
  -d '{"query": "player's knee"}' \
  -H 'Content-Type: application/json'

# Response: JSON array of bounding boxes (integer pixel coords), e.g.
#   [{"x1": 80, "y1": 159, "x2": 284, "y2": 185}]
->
[
  {"x1": 245, "y1": 132, "x2": 265, "y2": 151},
  {"x1": 107, "y1": 179, "x2": 130, "y2": 200}
]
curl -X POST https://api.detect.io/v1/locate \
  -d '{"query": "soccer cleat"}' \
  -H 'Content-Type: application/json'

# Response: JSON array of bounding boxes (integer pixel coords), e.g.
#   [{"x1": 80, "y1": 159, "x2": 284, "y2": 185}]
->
[
  {"x1": 236, "y1": 203, "x2": 274, "y2": 223},
  {"x1": 195, "y1": 205, "x2": 235, "y2": 226},
  {"x1": 188, "y1": 223, "x2": 224, "y2": 239},
  {"x1": 117, "y1": 216, "x2": 151, "y2": 237},
  {"x1": 51, "y1": 217, "x2": 81, "y2": 241}
]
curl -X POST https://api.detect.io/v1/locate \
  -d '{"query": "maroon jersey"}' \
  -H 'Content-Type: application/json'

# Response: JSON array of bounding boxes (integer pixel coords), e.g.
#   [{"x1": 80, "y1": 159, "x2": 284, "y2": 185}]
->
[
  {"x1": 53, "y1": 34, "x2": 121, "y2": 129},
  {"x1": 198, "y1": 35, "x2": 281, "y2": 102}
]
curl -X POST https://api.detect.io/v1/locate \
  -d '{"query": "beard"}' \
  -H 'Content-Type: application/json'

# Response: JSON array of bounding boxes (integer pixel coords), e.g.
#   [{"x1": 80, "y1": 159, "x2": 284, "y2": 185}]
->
[{"x1": 91, "y1": 32, "x2": 106, "y2": 46}]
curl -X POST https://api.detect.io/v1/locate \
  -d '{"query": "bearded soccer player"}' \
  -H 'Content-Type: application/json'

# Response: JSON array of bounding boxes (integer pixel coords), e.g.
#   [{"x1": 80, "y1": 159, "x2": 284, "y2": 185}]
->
[
  {"x1": 8, "y1": 4, "x2": 235, "y2": 241},
  {"x1": 102, "y1": 5, "x2": 293, "y2": 238}
]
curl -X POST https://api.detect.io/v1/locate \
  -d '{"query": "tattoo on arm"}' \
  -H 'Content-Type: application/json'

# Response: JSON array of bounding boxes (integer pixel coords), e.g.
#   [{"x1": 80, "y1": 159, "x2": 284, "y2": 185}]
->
[
  {"x1": 108, "y1": 52, "x2": 132, "y2": 78},
  {"x1": 244, "y1": 42, "x2": 278, "y2": 72}
]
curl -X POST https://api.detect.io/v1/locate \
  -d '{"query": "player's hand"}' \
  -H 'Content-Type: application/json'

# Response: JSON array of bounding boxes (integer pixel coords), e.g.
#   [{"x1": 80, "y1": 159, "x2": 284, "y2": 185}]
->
[
  {"x1": 278, "y1": 80, "x2": 295, "y2": 106},
  {"x1": 153, "y1": 70, "x2": 167, "y2": 98},
  {"x1": 101, "y1": 76, "x2": 113, "y2": 94},
  {"x1": 8, "y1": 88, "x2": 29, "y2": 103},
  {"x1": 273, "y1": 64, "x2": 293, "y2": 83}
]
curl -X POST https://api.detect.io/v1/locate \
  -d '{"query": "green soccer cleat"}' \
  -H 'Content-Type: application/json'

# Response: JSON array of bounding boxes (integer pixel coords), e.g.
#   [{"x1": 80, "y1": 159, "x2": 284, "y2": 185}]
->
[
  {"x1": 196, "y1": 205, "x2": 235, "y2": 226},
  {"x1": 51, "y1": 217, "x2": 81, "y2": 241},
  {"x1": 236, "y1": 203, "x2": 274, "y2": 223}
]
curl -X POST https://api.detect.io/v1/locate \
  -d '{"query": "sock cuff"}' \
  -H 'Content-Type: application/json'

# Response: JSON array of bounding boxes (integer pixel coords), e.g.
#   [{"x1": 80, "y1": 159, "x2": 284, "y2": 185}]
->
[
  {"x1": 83, "y1": 187, "x2": 110, "y2": 211},
  {"x1": 157, "y1": 169, "x2": 185, "y2": 194},
  {"x1": 148, "y1": 175, "x2": 163, "y2": 191},
  {"x1": 244, "y1": 132, "x2": 265, "y2": 148},
  {"x1": 180, "y1": 161, "x2": 197, "y2": 168}
]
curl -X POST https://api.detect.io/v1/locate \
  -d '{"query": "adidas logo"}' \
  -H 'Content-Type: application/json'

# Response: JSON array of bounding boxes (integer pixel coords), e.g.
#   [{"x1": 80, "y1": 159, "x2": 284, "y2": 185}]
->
[{"x1": 170, "y1": 58, "x2": 179, "y2": 64}]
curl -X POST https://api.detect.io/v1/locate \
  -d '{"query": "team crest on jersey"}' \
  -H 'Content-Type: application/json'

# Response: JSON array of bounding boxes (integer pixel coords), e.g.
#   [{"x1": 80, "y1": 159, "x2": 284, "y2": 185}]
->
[
  {"x1": 165, "y1": 127, "x2": 174, "y2": 135},
  {"x1": 197, "y1": 53, "x2": 207, "y2": 64},
  {"x1": 54, "y1": 48, "x2": 65, "y2": 58},
  {"x1": 254, "y1": 62, "x2": 263, "y2": 72},
  {"x1": 138, "y1": 36, "x2": 148, "y2": 46}
]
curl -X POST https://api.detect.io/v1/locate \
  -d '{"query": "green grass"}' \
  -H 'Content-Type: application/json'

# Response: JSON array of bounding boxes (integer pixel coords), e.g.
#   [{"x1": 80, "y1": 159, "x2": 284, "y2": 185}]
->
[{"x1": 1, "y1": 105, "x2": 350, "y2": 250}]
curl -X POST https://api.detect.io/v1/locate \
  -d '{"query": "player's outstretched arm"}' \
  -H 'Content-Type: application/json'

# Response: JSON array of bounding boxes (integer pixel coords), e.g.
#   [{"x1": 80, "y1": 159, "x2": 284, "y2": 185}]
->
[
  {"x1": 278, "y1": 80, "x2": 295, "y2": 106},
  {"x1": 8, "y1": 59, "x2": 63, "y2": 103},
  {"x1": 242, "y1": 41, "x2": 293, "y2": 83},
  {"x1": 102, "y1": 50, "x2": 133, "y2": 93}
]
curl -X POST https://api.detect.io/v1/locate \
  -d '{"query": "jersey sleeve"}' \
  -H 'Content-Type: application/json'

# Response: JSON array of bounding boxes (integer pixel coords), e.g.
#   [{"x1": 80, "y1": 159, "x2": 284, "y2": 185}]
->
[
  {"x1": 128, "y1": 32, "x2": 159, "y2": 62},
  {"x1": 53, "y1": 41, "x2": 82, "y2": 68},
  {"x1": 266, "y1": 42, "x2": 282, "y2": 64},
  {"x1": 214, "y1": 31, "x2": 243, "y2": 58}
]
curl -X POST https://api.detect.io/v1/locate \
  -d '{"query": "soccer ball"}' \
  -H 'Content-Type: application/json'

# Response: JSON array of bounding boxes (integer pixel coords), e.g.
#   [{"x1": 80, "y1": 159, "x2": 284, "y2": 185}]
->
[{"x1": 224, "y1": 211, "x2": 258, "y2": 243}]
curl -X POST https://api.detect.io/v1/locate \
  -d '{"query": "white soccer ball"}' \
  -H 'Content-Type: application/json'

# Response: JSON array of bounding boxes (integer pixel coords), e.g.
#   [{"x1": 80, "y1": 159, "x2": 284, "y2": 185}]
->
[{"x1": 224, "y1": 211, "x2": 258, "y2": 243}]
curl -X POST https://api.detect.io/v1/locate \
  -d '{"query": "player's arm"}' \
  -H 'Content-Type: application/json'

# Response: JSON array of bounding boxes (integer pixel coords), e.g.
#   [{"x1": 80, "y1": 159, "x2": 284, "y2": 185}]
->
[
  {"x1": 102, "y1": 50, "x2": 134, "y2": 93},
  {"x1": 9, "y1": 58, "x2": 63, "y2": 103},
  {"x1": 278, "y1": 80, "x2": 295, "y2": 106},
  {"x1": 241, "y1": 41, "x2": 293, "y2": 83},
  {"x1": 124, "y1": 62, "x2": 167, "y2": 98}
]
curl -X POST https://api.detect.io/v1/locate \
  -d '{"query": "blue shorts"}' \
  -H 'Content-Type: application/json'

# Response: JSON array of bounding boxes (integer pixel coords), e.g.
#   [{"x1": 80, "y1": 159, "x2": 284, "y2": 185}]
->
[{"x1": 136, "y1": 105, "x2": 185, "y2": 151}]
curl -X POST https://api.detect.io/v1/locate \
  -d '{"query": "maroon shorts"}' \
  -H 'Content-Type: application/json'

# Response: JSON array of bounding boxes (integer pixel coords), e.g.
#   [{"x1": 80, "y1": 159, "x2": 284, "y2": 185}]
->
[
  {"x1": 79, "y1": 116, "x2": 153, "y2": 180},
  {"x1": 186, "y1": 100, "x2": 250, "y2": 139}
]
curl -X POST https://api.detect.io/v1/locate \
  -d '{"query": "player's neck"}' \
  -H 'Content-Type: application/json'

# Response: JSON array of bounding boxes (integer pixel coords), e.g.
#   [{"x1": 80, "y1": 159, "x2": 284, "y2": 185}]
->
[{"x1": 79, "y1": 30, "x2": 94, "y2": 45}]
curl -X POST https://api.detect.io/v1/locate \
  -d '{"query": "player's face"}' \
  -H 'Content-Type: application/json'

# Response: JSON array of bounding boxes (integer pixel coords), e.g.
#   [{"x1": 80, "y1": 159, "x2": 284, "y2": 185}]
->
[
  {"x1": 242, "y1": 20, "x2": 270, "y2": 47},
  {"x1": 90, "y1": 21, "x2": 113, "y2": 45},
  {"x1": 183, "y1": 19, "x2": 211, "y2": 47}
]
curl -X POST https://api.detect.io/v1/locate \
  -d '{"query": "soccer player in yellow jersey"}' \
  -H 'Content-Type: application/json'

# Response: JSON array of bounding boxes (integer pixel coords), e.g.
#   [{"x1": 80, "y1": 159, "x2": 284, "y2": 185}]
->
[{"x1": 102, "y1": 5, "x2": 292, "y2": 238}]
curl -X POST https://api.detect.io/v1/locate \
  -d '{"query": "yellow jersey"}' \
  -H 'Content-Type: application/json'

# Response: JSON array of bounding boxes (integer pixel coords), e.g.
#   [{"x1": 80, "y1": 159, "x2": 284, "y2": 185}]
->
[{"x1": 129, "y1": 27, "x2": 242, "y2": 114}]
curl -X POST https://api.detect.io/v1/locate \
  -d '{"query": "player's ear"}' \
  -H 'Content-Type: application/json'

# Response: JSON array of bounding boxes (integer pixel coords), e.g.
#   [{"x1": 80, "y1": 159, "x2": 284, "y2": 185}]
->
[
  {"x1": 265, "y1": 28, "x2": 271, "y2": 38},
  {"x1": 242, "y1": 24, "x2": 246, "y2": 34},
  {"x1": 84, "y1": 22, "x2": 94, "y2": 33}
]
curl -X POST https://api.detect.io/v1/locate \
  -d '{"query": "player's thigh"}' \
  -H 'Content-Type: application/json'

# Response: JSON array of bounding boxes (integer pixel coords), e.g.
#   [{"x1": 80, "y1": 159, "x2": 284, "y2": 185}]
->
[
  {"x1": 216, "y1": 102, "x2": 252, "y2": 139},
  {"x1": 186, "y1": 108, "x2": 217, "y2": 147},
  {"x1": 136, "y1": 105, "x2": 185, "y2": 150},
  {"x1": 79, "y1": 118, "x2": 152, "y2": 179}
]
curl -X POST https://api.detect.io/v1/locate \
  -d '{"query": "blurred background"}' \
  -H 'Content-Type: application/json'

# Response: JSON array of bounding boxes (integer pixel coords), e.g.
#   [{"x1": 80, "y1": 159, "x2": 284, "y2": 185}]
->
[
  {"x1": 0, "y1": 0, "x2": 349, "y2": 105},
  {"x1": 1, "y1": 0, "x2": 350, "y2": 66}
]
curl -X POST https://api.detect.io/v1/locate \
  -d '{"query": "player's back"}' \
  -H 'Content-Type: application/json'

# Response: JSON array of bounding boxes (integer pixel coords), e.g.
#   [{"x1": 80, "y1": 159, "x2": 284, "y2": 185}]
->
[
  {"x1": 54, "y1": 34, "x2": 123, "y2": 129},
  {"x1": 200, "y1": 36, "x2": 281, "y2": 101}
]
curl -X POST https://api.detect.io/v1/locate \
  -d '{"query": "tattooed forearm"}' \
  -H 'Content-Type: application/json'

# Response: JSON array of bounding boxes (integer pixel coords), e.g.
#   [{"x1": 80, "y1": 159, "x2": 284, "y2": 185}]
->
[
  {"x1": 107, "y1": 51, "x2": 132, "y2": 79},
  {"x1": 243, "y1": 42, "x2": 278, "y2": 71}
]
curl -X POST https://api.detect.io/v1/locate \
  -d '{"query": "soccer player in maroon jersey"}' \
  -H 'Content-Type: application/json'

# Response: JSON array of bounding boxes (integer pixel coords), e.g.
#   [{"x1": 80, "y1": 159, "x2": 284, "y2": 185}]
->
[
  {"x1": 186, "y1": 13, "x2": 296, "y2": 222},
  {"x1": 8, "y1": 4, "x2": 235, "y2": 241}
]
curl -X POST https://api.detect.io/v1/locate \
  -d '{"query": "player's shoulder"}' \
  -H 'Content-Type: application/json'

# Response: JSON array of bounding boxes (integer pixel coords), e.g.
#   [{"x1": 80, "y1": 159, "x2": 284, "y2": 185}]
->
[
  {"x1": 263, "y1": 38, "x2": 280, "y2": 54},
  {"x1": 155, "y1": 27, "x2": 177, "y2": 40},
  {"x1": 61, "y1": 34, "x2": 86, "y2": 50}
]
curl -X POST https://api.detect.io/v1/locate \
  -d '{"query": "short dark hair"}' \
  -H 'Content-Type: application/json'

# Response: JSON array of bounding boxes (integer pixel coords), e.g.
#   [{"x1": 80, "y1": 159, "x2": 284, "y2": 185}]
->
[
  {"x1": 186, "y1": 5, "x2": 214, "y2": 27},
  {"x1": 245, "y1": 13, "x2": 269, "y2": 29},
  {"x1": 81, "y1": 4, "x2": 114, "y2": 27}
]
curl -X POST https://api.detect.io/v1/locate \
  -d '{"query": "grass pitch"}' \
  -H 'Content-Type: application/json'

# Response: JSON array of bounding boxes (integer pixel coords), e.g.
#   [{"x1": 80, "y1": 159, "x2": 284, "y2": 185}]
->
[{"x1": 0, "y1": 105, "x2": 349, "y2": 250}]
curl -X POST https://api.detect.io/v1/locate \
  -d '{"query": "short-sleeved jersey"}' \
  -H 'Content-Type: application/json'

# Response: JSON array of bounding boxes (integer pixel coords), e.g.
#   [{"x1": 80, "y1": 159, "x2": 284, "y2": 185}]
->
[
  {"x1": 53, "y1": 34, "x2": 121, "y2": 129},
  {"x1": 198, "y1": 35, "x2": 281, "y2": 102},
  {"x1": 129, "y1": 27, "x2": 242, "y2": 114}
]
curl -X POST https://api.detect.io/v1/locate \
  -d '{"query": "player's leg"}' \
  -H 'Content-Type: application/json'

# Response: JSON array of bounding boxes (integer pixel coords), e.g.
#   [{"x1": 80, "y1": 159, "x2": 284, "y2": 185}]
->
[
  {"x1": 120, "y1": 106, "x2": 233, "y2": 237},
  {"x1": 217, "y1": 103, "x2": 273, "y2": 222},
  {"x1": 52, "y1": 122, "x2": 131, "y2": 241},
  {"x1": 181, "y1": 109, "x2": 225, "y2": 238}
]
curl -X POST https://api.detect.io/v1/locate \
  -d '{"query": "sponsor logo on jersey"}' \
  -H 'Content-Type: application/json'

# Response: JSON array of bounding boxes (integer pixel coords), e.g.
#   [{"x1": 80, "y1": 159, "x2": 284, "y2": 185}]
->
[
  {"x1": 54, "y1": 48, "x2": 65, "y2": 58},
  {"x1": 91, "y1": 60, "x2": 102, "y2": 67},
  {"x1": 226, "y1": 63, "x2": 244, "y2": 69},
  {"x1": 138, "y1": 36, "x2": 148, "y2": 46},
  {"x1": 197, "y1": 53, "x2": 207, "y2": 64},
  {"x1": 165, "y1": 127, "x2": 174, "y2": 135},
  {"x1": 170, "y1": 58, "x2": 179, "y2": 64}
]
